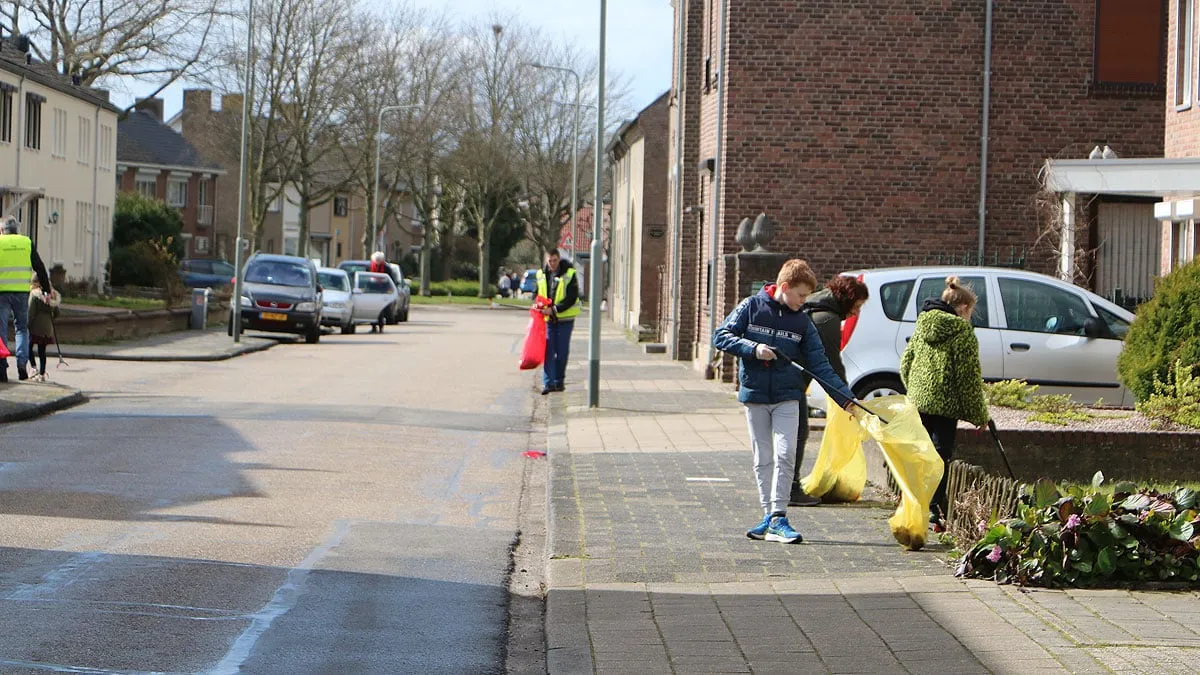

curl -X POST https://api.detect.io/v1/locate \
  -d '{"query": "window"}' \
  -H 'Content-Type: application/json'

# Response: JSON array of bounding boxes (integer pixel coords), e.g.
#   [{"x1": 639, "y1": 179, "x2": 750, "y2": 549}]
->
[
  {"x1": 75, "y1": 201, "x2": 91, "y2": 264},
  {"x1": 998, "y1": 278, "x2": 1095, "y2": 336},
  {"x1": 914, "y1": 276, "x2": 989, "y2": 327},
  {"x1": 212, "y1": 261, "x2": 235, "y2": 277},
  {"x1": 24, "y1": 94, "x2": 42, "y2": 149},
  {"x1": 1094, "y1": 305, "x2": 1130, "y2": 340},
  {"x1": 167, "y1": 180, "x2": 187, "y2": 208},
  {"x1": 46, "y1": 196, "x2": 65, "y2": 262},
  {"x1": 51, "y1": 108, "x2": 67, "y2": 157},
  {"x1": 879, "y1": 280, "x2": 915, "y2": 321},
  {"x1": 98, "y1": 124, "x2": 113, "y2": 169},
  {"x1": 334, "y1": 196, "x2": 348, "y2": 217},
  {"x1": 336, "y1": 242, "x2": 342, "y2": 258},
  {"x1": 194, "y1": 236, "x2": 210, "y2": 254},
  {"x1": 78, "y1": 116, "x2": 92, "y2": 164},
  {"x1": 1176, "y1": 0, "x2": 1194, "y2": 107},
  {"x1": 1095, "y1": 0, "x2": 1165, "y2": 85},
  {"x1": 0, "y1": 86, "x2": 12, "y2": 143},
  {"x1": 198, "y1": 179, "x2": 211, "y2": 206},
  {"x1": 318, "y1": 271, "x2": 350, "y2": 292},
  {"x1": 135, "y1": 177, "x2": 157, "y2": 200},
  {"x1": 268, "y1": 194, "x2": 282, "y2": 212}
]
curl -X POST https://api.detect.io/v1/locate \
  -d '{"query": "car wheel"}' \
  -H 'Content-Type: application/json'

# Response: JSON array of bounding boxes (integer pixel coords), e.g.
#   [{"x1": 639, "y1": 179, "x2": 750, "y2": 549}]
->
[
  {"x1": 377, "y1": 312, "x2": 387, "y2": 333},
  {"x1": 305, "y1": 326, "x2": 321, "y2": 344},
  {"x1": 340, "y1": 324, "x2": 352, "y2": 335},
  {"x1": 853, "y1": 375, "x2": 905, "y2": 402},
  {"x1": 400, "y1": 305, "x2": 409, "y2": 322}
]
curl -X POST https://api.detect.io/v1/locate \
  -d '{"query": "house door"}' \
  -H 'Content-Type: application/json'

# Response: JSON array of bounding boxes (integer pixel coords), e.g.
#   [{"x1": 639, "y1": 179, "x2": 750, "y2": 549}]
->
[{"x1": 1096, "y1": 202, "x2": 1159, "y2": 306}]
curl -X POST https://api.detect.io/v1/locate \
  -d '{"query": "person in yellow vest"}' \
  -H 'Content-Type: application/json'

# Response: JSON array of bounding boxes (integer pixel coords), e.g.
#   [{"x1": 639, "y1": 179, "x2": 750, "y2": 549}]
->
[
  {"x1": 535, "y1": 248, "x2": 580, "y2": 395},
  {"x1": 0, "y1": 217, "x2": 52, "y2": 382}
]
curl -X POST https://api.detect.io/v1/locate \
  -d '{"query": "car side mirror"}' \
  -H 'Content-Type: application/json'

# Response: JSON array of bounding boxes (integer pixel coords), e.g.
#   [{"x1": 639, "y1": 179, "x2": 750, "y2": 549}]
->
[{"x1": 1084, "y1": 317, "x2": 1104, "y2": 339}]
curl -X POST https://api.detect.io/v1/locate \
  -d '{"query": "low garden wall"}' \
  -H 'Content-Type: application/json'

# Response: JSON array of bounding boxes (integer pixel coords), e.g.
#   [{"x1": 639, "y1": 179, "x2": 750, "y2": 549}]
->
[{"x1": 36, "y1": 303, "x2": 230, "y2": 344}]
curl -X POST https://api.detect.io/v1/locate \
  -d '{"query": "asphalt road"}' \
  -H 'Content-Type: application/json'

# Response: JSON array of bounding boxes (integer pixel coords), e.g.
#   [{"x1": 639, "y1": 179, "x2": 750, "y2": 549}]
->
[{"x1": 0, "y1": 305, "x2": 539, "y2": 674}]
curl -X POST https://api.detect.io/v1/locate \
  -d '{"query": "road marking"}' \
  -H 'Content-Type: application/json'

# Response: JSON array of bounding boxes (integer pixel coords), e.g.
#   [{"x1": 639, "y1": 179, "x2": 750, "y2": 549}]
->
[
  {"x1": 685, "y1": 477, "x2": 731, "y2": 482},
  {"x1": 0, "y1": 658, "x2": 178, "y2": 674},
  {"x1": 206, "y1": 519, "x2": 351, "y2": 675}
]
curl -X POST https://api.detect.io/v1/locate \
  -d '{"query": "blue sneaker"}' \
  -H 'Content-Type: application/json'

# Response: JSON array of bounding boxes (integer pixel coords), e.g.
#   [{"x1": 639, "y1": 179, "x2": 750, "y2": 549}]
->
[
  {"x1": 746, "y1": 513, "x2": 772, "y2": 540},
  {"x1": 766, "y1": 515, "x2": 803, "y2": 544}
]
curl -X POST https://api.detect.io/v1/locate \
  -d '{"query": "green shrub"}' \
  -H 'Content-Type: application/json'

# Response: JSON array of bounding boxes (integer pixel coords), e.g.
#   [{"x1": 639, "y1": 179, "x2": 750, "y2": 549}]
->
[
  {"x1": 423, "y1": 280, "x2": 497, "y2": 297},
  {"x1": 1118, "y1": 262, "x2": 1200, "y2": 402},
  {"x1": 108, "y1": 193, "x2": 184, "y2": 289},
  {"x1": 957, "y1": 472, "x2": 1199, "y2": 587},
  {"x1": 984, "y1": 380, "x2": 1037, "y2": 409},
  {"x1": 1139, "y1": 360, "x2": 1200, "y2": 429},
  {"x1": 983, "y1": 380, "x2": 1100, "y2": 426}
]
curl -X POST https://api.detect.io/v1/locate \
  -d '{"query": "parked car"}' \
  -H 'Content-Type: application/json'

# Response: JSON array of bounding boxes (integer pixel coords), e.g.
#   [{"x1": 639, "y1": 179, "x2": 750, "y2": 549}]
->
[
  {"x1": 317, "y1": 268, "x2": 355, "y2": 334},
  {"x1": 230, "y1": 253, "x2": 323, "y2": 344},
  {"x1": 387, "y1": 263, "x2": 412, "y2": 322},
  {"x1": 337, "y1": 260, "x2": 407, "y2": 323},
  {"x1": 520, "y1": 269, "x2": 538, "y2": 295},
  {"x1": 180, "y1": 259, "x2": 235, "y2": 288},
  {"x1": 806, "y1": 266, "x2": 1136, "y2": 413},
  {"x1": 349, "y1": 272, "x2": 400, "y2": 331}
]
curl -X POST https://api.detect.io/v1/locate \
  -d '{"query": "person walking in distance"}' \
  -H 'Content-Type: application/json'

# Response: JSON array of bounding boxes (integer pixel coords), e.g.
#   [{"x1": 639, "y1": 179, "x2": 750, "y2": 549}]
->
[
  {"x1": 713, "y1": 259, "x2": 859, "y2": 544},
  {"x1": 536, "y1": 249, "x2": 579, "y2": 395},
  {"x1": 900, "y1": 276, "x2": 990, "y2": 531},
  {"x1": 0, "y1": 217, "x2": 52, "y2": 382},
  {"x1": 368, "y1": 251, "x2": 388, "y2": 274},
  {"x1": 790, "y1": 274, "x2": 870, "y2": 506},
  {"x1": 27, "y1": 274, "x2": 60, "y2": 382}
]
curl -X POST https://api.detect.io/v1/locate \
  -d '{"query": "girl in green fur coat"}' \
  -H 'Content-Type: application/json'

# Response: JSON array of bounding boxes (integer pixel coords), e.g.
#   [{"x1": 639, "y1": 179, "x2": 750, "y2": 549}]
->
[{"x1": 900, "y1": 276, "x2": 990, "y2": 526}]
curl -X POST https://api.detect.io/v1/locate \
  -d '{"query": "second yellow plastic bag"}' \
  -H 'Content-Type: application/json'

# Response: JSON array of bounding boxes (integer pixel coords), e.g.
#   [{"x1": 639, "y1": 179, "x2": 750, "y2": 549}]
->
[
  {"x1": 800, "y1": 396, "x2": 868, "y2": 502},
  {"x1": 857, "y1": 395, "x2": 945, "y2": 551}
]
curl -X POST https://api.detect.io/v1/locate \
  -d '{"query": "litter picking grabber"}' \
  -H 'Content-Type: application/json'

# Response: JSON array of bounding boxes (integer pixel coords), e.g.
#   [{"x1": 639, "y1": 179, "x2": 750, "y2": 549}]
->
[
  {"x1": 986, "y1": 419, "x2": 1016, "y2": 480},
  {"x1": 49, "y1": 309, "x2": 68, "y2": 368},
  {"x1": 769, "y1": 349, "x2": 885, "y2": 424}
]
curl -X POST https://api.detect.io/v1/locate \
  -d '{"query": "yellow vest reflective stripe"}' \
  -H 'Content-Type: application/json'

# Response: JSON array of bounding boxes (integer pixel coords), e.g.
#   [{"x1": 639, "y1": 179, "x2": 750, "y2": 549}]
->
[
  {"x1": 0, "y1": 234, "x2": 33, "y2": 293},
  {"x1": 536, "y1": 267, "x2": 580, "y2": 321}
]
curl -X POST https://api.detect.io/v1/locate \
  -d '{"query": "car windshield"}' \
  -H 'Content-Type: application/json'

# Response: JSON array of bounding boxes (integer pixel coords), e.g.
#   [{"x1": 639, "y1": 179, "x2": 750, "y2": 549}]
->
[
  {"x1": 245, "y1": 260, "x2": 312, "y2": 287},
  {"x1": 212, "y1": 261, "x2": 235, "y2": 276},
  {"x1": 356, "y1": 274, "x2": 393, "y2": 294},
  {"x1": 318, "y1": 271, "x2": 350, "y2": 292}
]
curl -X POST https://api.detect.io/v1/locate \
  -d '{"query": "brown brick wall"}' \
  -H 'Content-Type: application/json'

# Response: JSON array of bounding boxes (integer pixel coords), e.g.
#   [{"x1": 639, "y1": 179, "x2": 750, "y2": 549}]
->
[
  {"x1": 1166, "y1": 0, "x2": 1200, "y2": 157},
  {"x1": 637, "y1": 94, "x2": 670, "y2": 329},
  {"x1": 680, "y1": 0, "x2": 1165, "y2": 372}
]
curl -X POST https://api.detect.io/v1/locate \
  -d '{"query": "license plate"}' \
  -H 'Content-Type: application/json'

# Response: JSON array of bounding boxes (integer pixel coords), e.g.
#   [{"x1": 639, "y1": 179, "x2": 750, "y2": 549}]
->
[{"x1": 260, "y1": 311, "x2": 288, "y2": 321}]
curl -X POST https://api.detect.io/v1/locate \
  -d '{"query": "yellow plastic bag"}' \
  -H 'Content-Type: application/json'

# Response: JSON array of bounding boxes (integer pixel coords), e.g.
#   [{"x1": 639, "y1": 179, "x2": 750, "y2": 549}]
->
[
  {"x1": 801, "y1": 396, "x2": 868, "y2": 502},
  {"x1": 857, "y1": 395, "x2": 945, "y2": 551}
]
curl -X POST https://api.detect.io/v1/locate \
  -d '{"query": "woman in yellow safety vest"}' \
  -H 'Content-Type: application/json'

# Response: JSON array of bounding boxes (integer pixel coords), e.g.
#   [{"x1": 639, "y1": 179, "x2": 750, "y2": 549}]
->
[{"x1": 535, "y1": 249, "x2": 580, "y2": 395}]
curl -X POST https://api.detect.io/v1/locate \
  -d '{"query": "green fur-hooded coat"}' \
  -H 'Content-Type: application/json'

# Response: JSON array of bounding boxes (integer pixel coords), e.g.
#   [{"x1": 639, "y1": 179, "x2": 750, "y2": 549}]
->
[{"x1": 899, "y1": 300, "x2": 990, "y2": 427}]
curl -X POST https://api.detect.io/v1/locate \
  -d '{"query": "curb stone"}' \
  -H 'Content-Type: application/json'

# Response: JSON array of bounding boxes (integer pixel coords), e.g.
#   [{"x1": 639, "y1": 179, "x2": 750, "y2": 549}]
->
[{"x1": 0, "y1": 385, "x2": 87, "y2": 424}]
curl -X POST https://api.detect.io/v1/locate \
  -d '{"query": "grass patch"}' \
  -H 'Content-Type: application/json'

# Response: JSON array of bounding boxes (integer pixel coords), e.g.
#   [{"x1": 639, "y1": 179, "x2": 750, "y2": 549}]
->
[{"x1": 62, "y1": 295, "x2": 166, "y2": 311}]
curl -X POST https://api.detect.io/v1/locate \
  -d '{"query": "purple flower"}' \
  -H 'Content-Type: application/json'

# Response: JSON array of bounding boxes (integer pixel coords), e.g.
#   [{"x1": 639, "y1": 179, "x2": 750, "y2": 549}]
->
[
  {"x1": 1065, "y1": 514, "x2": 1082, "y2": 530},
  {"x1": 986, "y1": 544, "x2": 1003, "y2": 563},
  {"x1": 977, "y1": 520, "x2": 988, "y2": 534}
]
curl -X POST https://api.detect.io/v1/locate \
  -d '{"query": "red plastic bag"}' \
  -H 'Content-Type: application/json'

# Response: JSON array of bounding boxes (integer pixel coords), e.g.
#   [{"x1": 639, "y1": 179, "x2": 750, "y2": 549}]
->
[
  {"x1": 0, "y1": 339, "x2": 9, "y2": 359},
  {"x1": 519, "y1": 297, "x2": 552, "y2": 370}
]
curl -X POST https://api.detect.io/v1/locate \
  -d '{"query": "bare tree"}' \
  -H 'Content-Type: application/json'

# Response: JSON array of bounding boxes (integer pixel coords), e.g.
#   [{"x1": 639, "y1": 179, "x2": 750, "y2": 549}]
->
[{"x1": 5, "y1": 0, "x2": 227, "y2": 106}]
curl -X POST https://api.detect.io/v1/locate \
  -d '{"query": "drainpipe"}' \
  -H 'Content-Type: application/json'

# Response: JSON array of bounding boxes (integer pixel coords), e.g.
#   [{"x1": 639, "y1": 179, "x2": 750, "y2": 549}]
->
[
  {"x1": 668, "y1": 0, "x2": 686, "y2": 359},
  {"x1": 704, "y1": 0, "x2": 728, "y2": 378},
  {"x1": 91, "y1": 106, "x2": 100, "y2": 286},
  {"x1": 976, "y1": 0, "x2": 994, "y2": 264},
  {"x1": 12, "y1": 74, "x2": 25, "y2": 220}
]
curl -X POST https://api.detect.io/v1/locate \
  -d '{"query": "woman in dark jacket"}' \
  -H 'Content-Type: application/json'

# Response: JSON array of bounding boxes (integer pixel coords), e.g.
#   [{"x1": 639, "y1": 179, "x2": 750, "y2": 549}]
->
[{"x1": 790, "y1": 275, "x2": 869, "y2": 506}]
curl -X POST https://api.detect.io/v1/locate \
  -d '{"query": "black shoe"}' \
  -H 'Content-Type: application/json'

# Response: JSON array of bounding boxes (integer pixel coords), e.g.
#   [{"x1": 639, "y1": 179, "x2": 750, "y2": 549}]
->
[
  {"x1": 541, "y1": 386, "x2": 553, "y2": 395},
  {"x1": 553, "y1": 383, "x2": 565, "y2": 392},
  {"x1": 17, "y1": 367, "x2": 28, "y2": 381},
  {"x1": 0, "y1": 368, "x2": 7, "y2": 383},
  {"x1": 788, "y1": 487, "x2": 821, "y2": 507}
]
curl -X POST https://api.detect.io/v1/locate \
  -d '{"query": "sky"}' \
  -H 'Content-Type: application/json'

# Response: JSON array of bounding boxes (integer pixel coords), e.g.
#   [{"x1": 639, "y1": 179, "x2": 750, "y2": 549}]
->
[{"x1": 118, "y1": 0, "x2": 674, "y2": 122}]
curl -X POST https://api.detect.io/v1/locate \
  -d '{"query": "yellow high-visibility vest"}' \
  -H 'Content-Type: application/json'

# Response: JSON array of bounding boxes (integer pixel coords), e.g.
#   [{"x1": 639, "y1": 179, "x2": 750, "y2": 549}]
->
[
  {"x1": 536, "y1": 267, "x2": 580, "y2": 321},
  {"x1": 0, "y1": 234, "x2": 33, "y2": 293}
]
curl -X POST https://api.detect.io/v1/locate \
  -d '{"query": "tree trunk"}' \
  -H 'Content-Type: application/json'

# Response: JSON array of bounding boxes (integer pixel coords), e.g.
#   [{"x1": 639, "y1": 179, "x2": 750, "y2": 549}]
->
[{"x1": 477, "y1": 223, "x2": 489, "y2": 298}]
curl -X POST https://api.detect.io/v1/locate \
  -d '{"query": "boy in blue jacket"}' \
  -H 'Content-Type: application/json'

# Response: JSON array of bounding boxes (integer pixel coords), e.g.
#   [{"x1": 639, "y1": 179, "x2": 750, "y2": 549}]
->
[{"x1": 713, "y1": 259, "x2": 859, "y2": 544}]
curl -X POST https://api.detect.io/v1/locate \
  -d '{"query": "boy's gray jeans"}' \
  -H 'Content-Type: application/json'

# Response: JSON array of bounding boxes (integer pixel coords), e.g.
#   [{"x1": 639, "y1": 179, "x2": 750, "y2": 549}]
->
[{"x1": 743, "y1": 400, "x2": 800, "y2": 515}]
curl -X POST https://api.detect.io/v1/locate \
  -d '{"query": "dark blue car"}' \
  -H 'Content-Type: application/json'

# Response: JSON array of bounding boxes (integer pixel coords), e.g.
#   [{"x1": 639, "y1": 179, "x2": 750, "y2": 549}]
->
[
  {"x1": 180, "y1": 259, "x2": 236, "y2": 288},
  {"x1": 520, "y1": 269, "x2": 538, "y2": 294}
]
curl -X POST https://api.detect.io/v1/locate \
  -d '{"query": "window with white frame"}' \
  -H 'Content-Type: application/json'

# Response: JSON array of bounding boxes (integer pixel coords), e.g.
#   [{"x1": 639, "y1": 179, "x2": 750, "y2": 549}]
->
[
  {"x1": 167, "y1": 179, "x2": 187, "y2": 208},
  {"x1": 1176, "y1": 0, "x2": 1194, "y2": 108},
  {"x1": 77, "y1": 116, "x2": 91, "y2": 164},
  {"x1": 51, "y1": 108, "x2": 67, "y2": 157},
  {"x1": 75, "y1": 201, "x2": 91, "y2": 265},
  {"x1": 24, "y1": 94, "x2": 42, "y2": 149},
  {"x1": 135, "y1": 177, "x2": 157, "y2": 200},
  {"x1": 99, "y1": 124, "x2": 113, "y2": 169}
]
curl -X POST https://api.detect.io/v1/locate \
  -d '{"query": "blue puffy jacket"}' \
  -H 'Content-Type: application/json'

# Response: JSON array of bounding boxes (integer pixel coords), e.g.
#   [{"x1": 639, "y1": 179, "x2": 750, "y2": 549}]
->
[{"x1": 713, "y1": 285, "x2": 855, "y2": 406}]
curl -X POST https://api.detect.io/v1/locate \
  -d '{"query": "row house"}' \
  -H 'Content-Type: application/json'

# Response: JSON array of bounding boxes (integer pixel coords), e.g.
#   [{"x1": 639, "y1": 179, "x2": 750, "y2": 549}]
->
[
  {"x1": 116, "y1": 98, "x2": 224, "y2": 259},
  {"x1": 663, "y1": 0, "x2": 1166, "y2": 375},
  {"x1": 0, "y1": 36, "x2": 118, "y2": 285}
]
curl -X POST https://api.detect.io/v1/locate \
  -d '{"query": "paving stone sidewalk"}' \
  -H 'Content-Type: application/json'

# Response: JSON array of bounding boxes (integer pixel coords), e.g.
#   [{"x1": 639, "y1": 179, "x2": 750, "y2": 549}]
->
[{"x1": 544, "y1": 315, "x2": 1200, "y2": 674}]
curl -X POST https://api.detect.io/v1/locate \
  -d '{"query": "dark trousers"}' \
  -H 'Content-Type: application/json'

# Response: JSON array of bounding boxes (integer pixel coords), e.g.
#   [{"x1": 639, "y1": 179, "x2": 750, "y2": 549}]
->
[
  {"x1": 790, "y1": 397, "x2": 810, "y2": 491},
  {"x1": 543, "y1": 319, "x2": 574, "y2": 388},
  {"x1": 920, "y1": 412, "x2": 958, "y2": 519},
  {"x1": 30, "y1": 344, "x2": 47, "y2": 375}
]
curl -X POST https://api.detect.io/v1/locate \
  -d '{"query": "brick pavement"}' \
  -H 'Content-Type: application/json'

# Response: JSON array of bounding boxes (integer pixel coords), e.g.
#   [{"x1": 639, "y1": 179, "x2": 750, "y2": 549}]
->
[{"x1": 544, "y1": 316, "x2": 1200, "y2": 674}]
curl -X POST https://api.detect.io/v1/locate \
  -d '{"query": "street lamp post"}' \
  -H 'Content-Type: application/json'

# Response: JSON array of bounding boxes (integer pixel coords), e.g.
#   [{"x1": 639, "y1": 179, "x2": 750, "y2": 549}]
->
[
  {"x1": 587, "y1": 0, "x2": 607, "y2": 408},
  {"x1": 231, "y1": 0, "x2": 256, "y2": 343},
  {"x1": 372, "y1": 104, "x2": 423, "y2": 258},
  {"x1": 525, "y1": 63, "x2": 582, "y2": 260}
]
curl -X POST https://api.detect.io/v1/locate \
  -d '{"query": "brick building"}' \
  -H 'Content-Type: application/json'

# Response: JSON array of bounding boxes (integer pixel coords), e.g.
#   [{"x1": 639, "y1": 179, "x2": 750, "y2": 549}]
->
[
  {"x1": 665, "y1": 0, "x2": 1166, "y2": 374},
  {"x1": 607, "y1": 92, "x2": 669, "y2": 336}
]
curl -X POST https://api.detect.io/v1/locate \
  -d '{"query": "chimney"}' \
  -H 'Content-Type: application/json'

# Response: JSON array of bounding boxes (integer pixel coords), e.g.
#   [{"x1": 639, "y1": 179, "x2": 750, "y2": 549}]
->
[
  {"x1": 183, "y1": 89, "x2": 213, "y2": 115},
  {"x1": 221, "y1": 93, "x2": 244, "y2": 112},
  {"x1": 134, "y1": 97, "x2": 164, "y2": 121}
]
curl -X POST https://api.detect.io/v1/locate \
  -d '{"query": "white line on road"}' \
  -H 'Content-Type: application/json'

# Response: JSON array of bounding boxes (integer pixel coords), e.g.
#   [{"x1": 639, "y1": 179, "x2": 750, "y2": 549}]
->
[
  {"x1": 206, "y1": 519, "x2": 351, "y2": 675},
  {"x1": 685, "y1": 477, "x2": 731, "y2": 482}
]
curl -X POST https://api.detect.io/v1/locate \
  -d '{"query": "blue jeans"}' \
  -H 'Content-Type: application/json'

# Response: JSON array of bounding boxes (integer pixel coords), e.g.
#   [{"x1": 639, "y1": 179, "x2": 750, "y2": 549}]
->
[
  {"x1": 543, "y1": 319, "x2": 574, "y2": 388},
  {"x1": 0, "y1": 291, "x2": 29, "y2": 371}
]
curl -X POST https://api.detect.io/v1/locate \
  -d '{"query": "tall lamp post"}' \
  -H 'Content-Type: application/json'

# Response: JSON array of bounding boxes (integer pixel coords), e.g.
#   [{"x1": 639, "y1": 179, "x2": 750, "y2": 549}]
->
[
  {"x1": 231, "y1": 0, "x2": 256, "y2": 343},
  {"x1": 372, "y1": 104, "x2": 423, "y2": 258},
  {"x1": 587, "y1": 0, "x2": 607, "y2": 408},
  {"x1": 524, "y1": 62, "x2": 582, "y2": 260}
]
